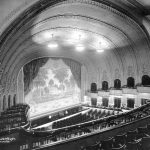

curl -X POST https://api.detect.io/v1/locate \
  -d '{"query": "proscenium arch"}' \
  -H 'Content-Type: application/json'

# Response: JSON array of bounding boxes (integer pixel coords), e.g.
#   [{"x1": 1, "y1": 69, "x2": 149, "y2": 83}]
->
[
  {"x1": 9, "y1": 44, "x2": 95, "y2": 89},
  {"x1": 12, "y1": 52, "x2": 92, "y2": 93},
  {"x1": 17, "y1": 56, "x2": 87, "y2": 103}
]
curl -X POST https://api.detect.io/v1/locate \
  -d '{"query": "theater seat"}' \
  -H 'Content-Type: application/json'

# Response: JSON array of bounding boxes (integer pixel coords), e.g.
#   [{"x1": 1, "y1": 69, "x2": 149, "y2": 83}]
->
[
  {"x1": 126, "y1": 130, "x2": 137, "y2": 142},
  {"x1": 112, "y1": 144, "x2": 126, "y2": 150},
  {"x1": 114, "y1": 133, "x2": 126, "y2": 146},
  {"x1": 137, "y1": 126, "x2": 148, "y2": 139},
  {"x1": 126, "y1": 140, "x2": 141, "y2": 150},
  {"x1": 141, "y1": 136, "x2": 150, "y2": 150},
  {"x1": 100, "y1": 137, "x2": 114, "y2": 150}
]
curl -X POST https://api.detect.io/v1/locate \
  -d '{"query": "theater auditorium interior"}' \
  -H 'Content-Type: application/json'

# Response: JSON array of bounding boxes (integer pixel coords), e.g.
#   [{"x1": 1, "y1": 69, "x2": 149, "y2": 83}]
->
[{"x1": 1, "y1": 0, "x2": 150, "y2": 150}]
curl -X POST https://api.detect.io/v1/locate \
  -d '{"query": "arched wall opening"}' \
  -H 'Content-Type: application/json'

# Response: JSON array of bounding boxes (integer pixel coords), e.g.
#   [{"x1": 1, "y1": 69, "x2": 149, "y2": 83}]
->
[{"x1": 17, "y1": 57, "x2": 86, "y2": 117}]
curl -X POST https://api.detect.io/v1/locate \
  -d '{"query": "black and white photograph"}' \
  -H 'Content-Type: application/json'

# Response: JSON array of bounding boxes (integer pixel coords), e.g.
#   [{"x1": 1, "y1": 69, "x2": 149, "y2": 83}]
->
[{"x1": 0, "y1": 0, "x2": 150, "y2": 150}]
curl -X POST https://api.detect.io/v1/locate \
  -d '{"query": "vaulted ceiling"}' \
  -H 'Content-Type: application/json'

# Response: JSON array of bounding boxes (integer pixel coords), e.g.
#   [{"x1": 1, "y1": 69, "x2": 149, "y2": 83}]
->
[{"x1": 0, "y1": 0, "x2": 150, "y2": 92}]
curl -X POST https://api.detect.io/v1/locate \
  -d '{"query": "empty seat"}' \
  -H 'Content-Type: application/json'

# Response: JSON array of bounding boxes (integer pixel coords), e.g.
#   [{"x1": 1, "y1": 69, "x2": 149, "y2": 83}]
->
[
  {"x1": 137, "y1": 126, "x2": 148, "y2": 139},
  {"x1": 126, "y1": 130, "x2": 137, "y2": 142},
  {"x1": 101, "y1": 137, "x2": 114, "y2": 150},
  {"x1": 114, "y1": 133, "x2": 126, "y2": 146},
  {"x1": 126, "y1": 140, "x2": 141, "y2": 150},
  {"x1": 137, "y1": 126, "x2": 147, "y2": 133},
  {"x1": 141, "y1": 136, "x2": 150, "y2": 150}
]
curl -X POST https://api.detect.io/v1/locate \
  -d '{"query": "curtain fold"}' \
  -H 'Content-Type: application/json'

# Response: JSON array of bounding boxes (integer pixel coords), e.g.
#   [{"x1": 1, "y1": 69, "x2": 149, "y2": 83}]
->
[
  {"x1": 23, "y1": 57, "x2": 81, "y2": 96},
  {"x1": 63, "y1": 58, "x2": 81, "y2": 88},
  {"x1": 23, "y1": 58, "x2": 49, "y2": 95}
]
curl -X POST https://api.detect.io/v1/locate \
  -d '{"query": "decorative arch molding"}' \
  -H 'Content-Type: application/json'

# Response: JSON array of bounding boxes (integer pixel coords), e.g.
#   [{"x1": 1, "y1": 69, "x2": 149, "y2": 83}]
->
[
  {"x1": 0, "y1": 0, "x2": 37, "y2": 34},
  {"x1": 0, "y1": 0, "x2": 149, "y2": 43},
  {"x1": 0, "y1": 0, "x2": 149, "y2": 61},
  {"x1": 0, "y1": 14, "x2": 138, "y2": 60}
]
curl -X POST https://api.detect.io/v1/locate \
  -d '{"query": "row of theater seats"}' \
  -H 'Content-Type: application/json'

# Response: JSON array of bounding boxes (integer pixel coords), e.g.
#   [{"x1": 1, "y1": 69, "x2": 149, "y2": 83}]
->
[
  {"x1": 20, "y1": 126, "x2": 92, "y2": 150},
  {"x1": 0, "y1": 104, "x2": 29, "y2": 132},
  {"x1": 19, "y1": 103, "x2": 150, "y2": 150},
  {"x1": 52, "y1": 108, "x2": 118, "y2": 129},
  {"x1": 31, "y1": 106, "x2": 85, "y2": 128},
  {"x1": 81, "y1": 124, "x2": 150, "y2": 150},
  {"x1": 20, "y1": 120, "x2": 150, "y2": 150}
]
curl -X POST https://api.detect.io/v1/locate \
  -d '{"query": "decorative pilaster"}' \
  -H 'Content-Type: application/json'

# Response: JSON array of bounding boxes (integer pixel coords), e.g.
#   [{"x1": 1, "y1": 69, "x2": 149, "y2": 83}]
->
[{"x1": 17, "y1": 68, "x2": 24, "y2": 103}]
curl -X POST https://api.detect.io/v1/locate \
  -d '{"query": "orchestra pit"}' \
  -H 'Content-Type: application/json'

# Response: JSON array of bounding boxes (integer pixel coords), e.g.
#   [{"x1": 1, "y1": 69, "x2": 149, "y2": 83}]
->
[{"x1": 1, "y1": 0, "x2": 150, "y2": 150}]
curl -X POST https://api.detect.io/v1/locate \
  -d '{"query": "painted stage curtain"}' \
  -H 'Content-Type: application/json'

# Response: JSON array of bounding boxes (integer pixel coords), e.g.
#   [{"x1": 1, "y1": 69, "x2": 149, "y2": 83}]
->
[
  {"x1": 63, "y1": 58, "x2": 81, "y2": 88},
  {"x1": 23, "y1": 57, "x2": 81, "y2": 96}
]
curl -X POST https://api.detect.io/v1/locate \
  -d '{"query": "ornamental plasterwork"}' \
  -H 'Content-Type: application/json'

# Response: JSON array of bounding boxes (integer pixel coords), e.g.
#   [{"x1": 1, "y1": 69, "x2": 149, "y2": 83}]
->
[
  {"x1": 1, "y1": 14, "x2": 134, "y2": 60},
  {"x1": 10, "y1": 81, "x2": 17, "y2": 93},
  {"x1": 142, "y1": 63, "x2": 149, "y2": 75},
  {"x1": 115, "y1": 68, "x2": 121, "y2": 79},
  {"x1": 0, "y1": 66, "x2": 4, "y2": 80},
  {"x1": 102, "y1": 70, "x2": 108, "y2": 81},
  {"x1": 127, "y1": 66, "x2": 134, "y2": 77},
  {"x1": 1, "y1": 72, "x2": 8, "y2": 91},
  {"x1": 0, "y1": 0, "x2": 36, "y2": 34},
  {"x1": 0, "y1": 0, "x2": 147, "y2": 48}
]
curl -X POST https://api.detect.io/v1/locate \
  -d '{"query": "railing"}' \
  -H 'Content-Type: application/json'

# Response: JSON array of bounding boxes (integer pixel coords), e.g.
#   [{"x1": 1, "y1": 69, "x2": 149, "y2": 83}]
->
[
  {"x1": 16, "y1": 103, "x2": 150, "y2": 150},
  {"x1": 1, "y1": 103, "x2": 150, "y2": 150}
]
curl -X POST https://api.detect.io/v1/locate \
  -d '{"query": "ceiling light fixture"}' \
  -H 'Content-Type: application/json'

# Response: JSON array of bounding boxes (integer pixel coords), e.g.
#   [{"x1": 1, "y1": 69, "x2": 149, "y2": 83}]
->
[
  {"x1": 97, "y1": 49, "x2": 104, "y2": 53},
  {"x1": 99, "y1": 38, "x2": 108, "y2": 48},
  {"x1": 47, "y1": 43, "x2": 58, "y2": 48},
  {"x1": 76, "y1": 45, "x2": 85, "y2": 52}
]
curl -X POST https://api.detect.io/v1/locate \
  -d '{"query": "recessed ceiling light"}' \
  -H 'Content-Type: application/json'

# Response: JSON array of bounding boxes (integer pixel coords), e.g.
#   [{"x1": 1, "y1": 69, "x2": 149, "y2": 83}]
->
[
  {"x1": 47, "y1": 43, "x2": 58, "y2": 48},
  {"x1": 76, "y1": 45, "x2": 85, "y2": 52},
  {"x1": 97, "y1": 49, "x2": 104, "y2": 53}
]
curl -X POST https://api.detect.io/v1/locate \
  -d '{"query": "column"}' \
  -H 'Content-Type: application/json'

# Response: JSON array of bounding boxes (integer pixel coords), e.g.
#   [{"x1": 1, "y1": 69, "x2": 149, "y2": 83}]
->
[{"x1": 17, "y1": 68, "x2": 24, "y2": 103}]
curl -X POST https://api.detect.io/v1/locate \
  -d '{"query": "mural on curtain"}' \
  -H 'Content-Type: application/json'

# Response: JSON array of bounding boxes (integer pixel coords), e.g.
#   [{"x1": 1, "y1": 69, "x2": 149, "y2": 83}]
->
[{"x1": 23, "y1": 58, "x2": 81, "y2": 117}]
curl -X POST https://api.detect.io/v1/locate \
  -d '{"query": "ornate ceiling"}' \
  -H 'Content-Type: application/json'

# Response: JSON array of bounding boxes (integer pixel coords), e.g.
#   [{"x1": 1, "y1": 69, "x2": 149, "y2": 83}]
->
[{"x1": 0, "y1": 0, "x2": 150, "y2": 93}]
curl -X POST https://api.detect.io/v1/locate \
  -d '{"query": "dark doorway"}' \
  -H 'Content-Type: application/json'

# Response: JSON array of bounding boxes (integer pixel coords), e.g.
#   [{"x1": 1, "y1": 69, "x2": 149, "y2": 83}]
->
[
  {"x1": 102, "y1": 98, "x2": 109, "y2": 107},
  {"x1": 114, "y1": 79, "x2": 121, "y2": 89},
  {"x1": 142, "y1": 75, "x2": 150, "y2": 86},
  {"x1": 102, "y1": 81, "x2": 108, "y2": 90},
  {"x1": 114, "y1": 98, "x2": 121, "y2": 108},
  {"x1": 127, "y1": 77, "x2": 135, "y2": 88},
  {"x1": 91, "y1": 98, "x2": 97, "y2": 107},
  {"x1": 91, "y1": 83, "x2": 97, "y2": 93},
  {"x1": 127, "y1": 98, "x2": 135, "y2": 108}
]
